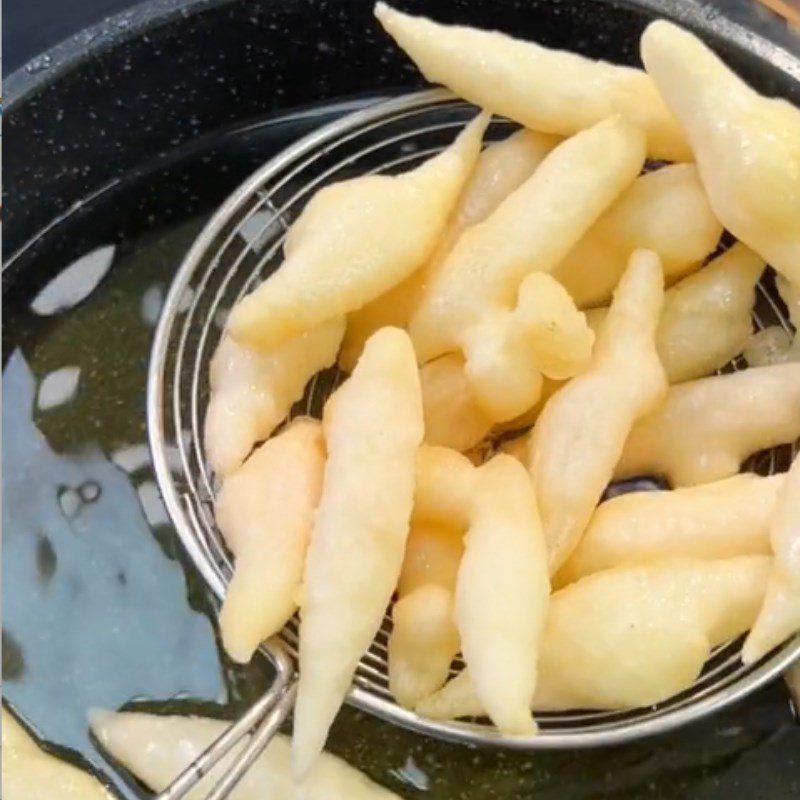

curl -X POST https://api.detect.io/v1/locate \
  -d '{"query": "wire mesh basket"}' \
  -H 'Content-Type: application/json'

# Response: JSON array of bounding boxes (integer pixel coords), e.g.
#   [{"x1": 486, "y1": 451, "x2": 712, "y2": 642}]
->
[{"x1": 148, "y1": 88, "x2": 800, "y2": 751}]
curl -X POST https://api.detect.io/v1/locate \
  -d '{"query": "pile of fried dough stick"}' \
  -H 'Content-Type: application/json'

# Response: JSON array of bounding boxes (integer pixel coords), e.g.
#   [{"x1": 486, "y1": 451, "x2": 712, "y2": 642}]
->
[{"x1": 204, "y1": 4, "x2": 800, "y2": 780}]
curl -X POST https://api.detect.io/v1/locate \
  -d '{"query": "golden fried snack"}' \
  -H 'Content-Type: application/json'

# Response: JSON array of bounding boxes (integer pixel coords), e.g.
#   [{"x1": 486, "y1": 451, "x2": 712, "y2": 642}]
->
[
  {"x1": 616, "y1": 364, "x2": 800, "y2": 486},
  {"x1": 205, "y1": 319, "x2": 343, "y2": 476},
  {"x1": 215, "y1": 418, "x2": 325, "y2": 663},
  {"x1": 294, "y1": 328, "x2": 423, "y2": 778},
  {"x1": 642, "y1": 21, "x2": 800, "y2": 290},
  {"x1": 418, "y1": 556, "x2": 770, "y2": 718},
  {"x1": 420, "y1": 276, "x2": 593, "y2": 444},
  {"x1": 498, "y1": 433, "x2": 530, "y2": 463},
  {"x1": 462, "y1": 272, "x2": 594, "y2": 421},
  {"x1": 409, "y1": 447, "x2": 549, "y2": 731},
  {"x1": 389, "y1": 521, "x2": 463, "y2": 708},
  {"x1": 654, "y1": 244, "x2": 762, "y2": 382},
  {"x1": 375, "y1": 3, "x2": 689, "y2": 160},
  {"x1": 494, "y1": 377, "x2": 563, "y2": 434},
  {"x1": 557, "y1": 473, "x2": 782, "y2": 586},
  {"x1": 528, "y1": 250, "x2": 667, "y2": 573},
  {"x1": 413, "y1": 444, "x2": 476, "y2": 528},
  {"x1": 587, "y1": 243, "x2": 763, "y2": 383},
  {"x1": 409, "y1": 116, "x2": 646, "y2": 363},
  {"x1": 228, "y1": 115, "x2": 486, "y2": 351},
  {"x1": 440, "y1": 242, "x2": 758, "y2": 441},
  {"x1": 531, "y1": 555, "x2": 766, "y2": 711},
  {"x1": 455, "y1": 455, "x2": 549, "y2": 735},
  {"x1": 424, "y1": 374, "x2": 557, "y2": 450},
  {"x1": 419, "y1": 355, "x2": 492, "y2": 451},
  {"x1": 339, "y1": 129, "x2": 560, "y2": 371},
  {"x1": 90, "y1": 710, "x2": 401, "y2": 800},
  {"x1": 3, "y1": 708, "x2": 113, "y2": 800},
  {"x1": 510, "y1": 242, "x2": 761, "y2": 427},
  {"x1": 744, "y1": 454, "x2": 800, "y2": 663},
  {"x1": 554, "y1": 164, "x2": 722, "y2": 308}
]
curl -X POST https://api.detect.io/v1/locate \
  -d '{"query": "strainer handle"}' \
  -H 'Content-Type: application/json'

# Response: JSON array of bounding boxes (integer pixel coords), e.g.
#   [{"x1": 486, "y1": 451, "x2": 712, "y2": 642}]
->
[{"x1": 156, "y1": 645, "x2": 297, "y2": 800}]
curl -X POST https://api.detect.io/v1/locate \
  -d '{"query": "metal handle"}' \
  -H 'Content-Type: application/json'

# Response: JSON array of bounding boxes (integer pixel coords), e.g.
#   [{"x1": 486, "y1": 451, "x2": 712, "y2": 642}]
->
[{"x1": 156, "y1": 644, "x2": 297, "y2": 800}]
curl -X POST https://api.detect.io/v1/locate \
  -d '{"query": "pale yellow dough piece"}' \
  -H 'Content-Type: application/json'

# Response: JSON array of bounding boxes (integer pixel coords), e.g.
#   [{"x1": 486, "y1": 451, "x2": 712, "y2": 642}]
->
[
  {"x1": 642, "y1": 21, "x2": 800, "y2": 289},
  {"x1": 228, "y1": 115, "x2": 486, "y2": 350},
  {"x1": 475, "y1": 242, "x2": 758, "y2": 434},
  {"x1": 409, "y1": 446, "x2": 550, "y2": 730},
  {"x1": 511, "y1": 241, "x2": 762, "y2": 424},
  {"x1": 528, "y1": 250, "x2": 667, "y2": 573},
  {"x1": 418, "y1": 556, "x2": 770, "y2": 717},
  {"x1": 375, "y1": 3, "x2": 689, "y2": 160},
  {"x1": 616, "y1": 363, "x2": 800, "y2": 486},
  {"x1": 205, "y1": 320, "x2": 343, "y2": 476},
  {"x1": 420, "y1": 370, "x2": 556, "y2": 456},
  {"x1": 409, "y1": 115, "x2": 646, "y2": 363},
  {"x1": 419, "y1": 276, "x2": 593, "y2": 446},
  {"x1": 215, "y1": 418, "x2": 325, "y2": 663},
  {"x1": 293, "y1": 328, "x2": 423, "y2": 778},
  {"x1": 389, "y1": 521, "x2": 463, "y2": 707},
  {"x1": 89, "y1": 710, "x2": 400, "y2": 800},
  {"x1": 558, "y1": 473, "x2": 782, "y2": 586},
  {"x1": 587, "y1": 243, "x2": 763, "y2": 384},
  {"x1": 553, "y1": 164, "x2": 722, "y2": 308},
  {"x1": 498, "y1": 433, "x2": 531, "y2": 463},
  {"x1": 744, "y1": 455, "x2": 800, "y2": 663},
  {"x1": 461, "y1": 272, "x2": 594, "y2": 422},
  {"x1": 455, "y1": 454, "x2": 549, "y2": 735},
  {"x1": 494, "y1": 377, "x2": 563, "y2": 433},
  {"x1": 413, "y1": 444, "x2": 477, "y2": 528},
  {"x1": 2, "y1": 708, "x2": 112, "y2": 800},
  {"x1": 419, "y1": 355, "x2": 492, "y2": 451},
  {"x1": 653, "y1": 244, "x2": 762, "y2": 382},
  {"x1": 339, "y1": 128, "x2": 560, "y2": 371}
]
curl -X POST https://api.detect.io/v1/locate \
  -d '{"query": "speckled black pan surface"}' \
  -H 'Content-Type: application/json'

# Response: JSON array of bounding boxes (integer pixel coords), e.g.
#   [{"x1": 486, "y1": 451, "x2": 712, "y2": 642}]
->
[
  {"x1": 3, "y1": 1, "x2": 800, "y2": 798},
  {"x1": 6, "y1": 0, "x2": 799, "y2": 259}
]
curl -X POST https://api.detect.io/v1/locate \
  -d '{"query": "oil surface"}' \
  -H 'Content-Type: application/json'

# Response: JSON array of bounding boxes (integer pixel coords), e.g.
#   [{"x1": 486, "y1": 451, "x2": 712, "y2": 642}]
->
[{"x1": 3, "y1": 101, "x2": 800, "y2": 799}]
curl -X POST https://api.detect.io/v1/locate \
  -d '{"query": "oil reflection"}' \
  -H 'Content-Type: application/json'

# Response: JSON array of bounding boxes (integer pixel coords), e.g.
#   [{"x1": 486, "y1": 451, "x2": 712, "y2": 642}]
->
[
  {"x1": 2, "y1": 349, "x2": 223, "y2": 765},
  {"x1": 30, "y1": 244, "x2": 116, "y2": 316}
]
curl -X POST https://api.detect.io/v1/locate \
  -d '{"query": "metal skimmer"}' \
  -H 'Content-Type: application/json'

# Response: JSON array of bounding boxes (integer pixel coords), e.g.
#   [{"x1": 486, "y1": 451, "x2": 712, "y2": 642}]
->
[{"x1": 147, "y1": 89, "x2": 800, "y2": 798}]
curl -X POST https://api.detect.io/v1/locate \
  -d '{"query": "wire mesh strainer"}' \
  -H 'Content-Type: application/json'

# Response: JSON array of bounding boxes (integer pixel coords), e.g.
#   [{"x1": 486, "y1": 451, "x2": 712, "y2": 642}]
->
[{"x1": 147, "y1": 89, "x2": 800, "y2": 797}]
